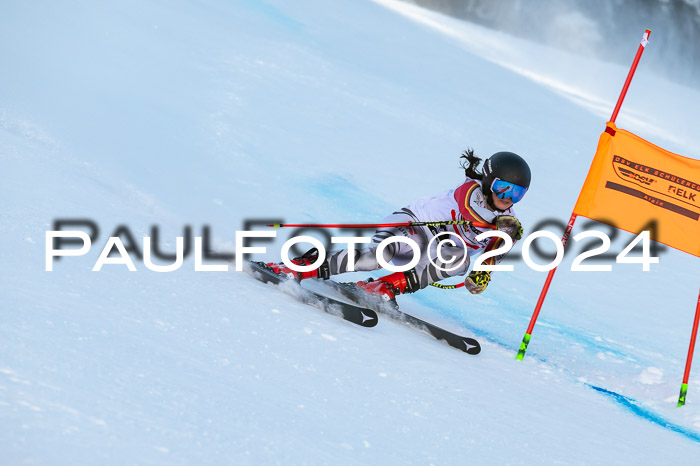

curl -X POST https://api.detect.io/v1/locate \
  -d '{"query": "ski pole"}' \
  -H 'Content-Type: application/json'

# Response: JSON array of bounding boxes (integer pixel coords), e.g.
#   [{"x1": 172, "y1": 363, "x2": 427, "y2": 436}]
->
[
  {"x1": 267, "y1": 221, "x2": 496, "y2": 230},
  {"x1": 429, "y1": 282, "x2": 465, "y2": 290}
]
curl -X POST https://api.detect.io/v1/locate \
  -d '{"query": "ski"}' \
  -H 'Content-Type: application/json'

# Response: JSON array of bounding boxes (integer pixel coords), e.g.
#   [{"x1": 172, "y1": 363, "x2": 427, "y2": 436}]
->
[
  {"x1": 247, "y1": 261, "x2": 378, "y2": 328},
  {"x1": 324, "y1": 281, "x2": 481, "y2": 355}
]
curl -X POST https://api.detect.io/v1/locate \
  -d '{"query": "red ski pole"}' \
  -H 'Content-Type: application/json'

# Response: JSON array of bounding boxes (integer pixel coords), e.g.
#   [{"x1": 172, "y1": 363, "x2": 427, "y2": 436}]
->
[{"x1": 268, "y1": 221, "x2": 495, "y2": 230}]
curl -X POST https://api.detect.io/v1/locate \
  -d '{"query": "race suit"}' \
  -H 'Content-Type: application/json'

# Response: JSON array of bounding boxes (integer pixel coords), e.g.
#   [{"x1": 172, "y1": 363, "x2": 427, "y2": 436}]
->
[{"x1": 326, "y1": 177, "x2": 518, "y2": 289}]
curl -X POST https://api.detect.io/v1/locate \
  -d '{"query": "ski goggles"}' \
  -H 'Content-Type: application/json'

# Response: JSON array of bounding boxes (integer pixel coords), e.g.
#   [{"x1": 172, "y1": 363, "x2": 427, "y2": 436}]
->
[{"x1": 491, "y1": 178, "x2": 528, "y2": 203}]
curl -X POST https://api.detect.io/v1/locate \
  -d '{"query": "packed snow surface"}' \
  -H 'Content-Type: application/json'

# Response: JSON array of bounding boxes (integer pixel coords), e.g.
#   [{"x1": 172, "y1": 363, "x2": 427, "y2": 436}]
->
[{"x1": 2, "y1": 0, "x2": 700, "y2": 463}]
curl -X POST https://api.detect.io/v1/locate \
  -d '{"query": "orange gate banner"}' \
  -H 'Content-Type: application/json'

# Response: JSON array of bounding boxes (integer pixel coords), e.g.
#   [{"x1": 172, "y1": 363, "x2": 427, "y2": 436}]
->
[{"x1": 573, "y1": 122, "x2": 700, "y2": 257}]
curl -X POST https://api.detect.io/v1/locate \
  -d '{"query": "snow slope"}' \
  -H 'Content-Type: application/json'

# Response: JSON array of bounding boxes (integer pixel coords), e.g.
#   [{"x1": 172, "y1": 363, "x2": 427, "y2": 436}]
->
[{"x1": 2, "y1": 0, "x2": 700, "y2": 463}]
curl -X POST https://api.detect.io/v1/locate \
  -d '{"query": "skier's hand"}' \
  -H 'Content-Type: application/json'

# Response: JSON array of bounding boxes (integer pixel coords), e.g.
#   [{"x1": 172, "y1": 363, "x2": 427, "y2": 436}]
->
[
  {"x1": 496, "y1": 215, "x2": 523, "y2": 241},
  {"x1": 464, "y1": 270, "x2": 491, "y2": 295}
]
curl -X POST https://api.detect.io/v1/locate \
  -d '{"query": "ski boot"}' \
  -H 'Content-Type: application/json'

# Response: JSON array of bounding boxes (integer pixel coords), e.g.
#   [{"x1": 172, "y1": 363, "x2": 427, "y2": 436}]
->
[
  {"x1": 265, "y1": 248, "x2": 330, "y2": 282},
  {"x1": 356, "y1": 269, "x2": 420, "y2": 302}
]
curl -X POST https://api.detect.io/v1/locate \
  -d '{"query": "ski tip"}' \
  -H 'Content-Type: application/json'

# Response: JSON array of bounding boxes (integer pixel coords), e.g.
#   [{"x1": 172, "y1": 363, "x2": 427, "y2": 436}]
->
[
  {"x1": 360, "y1": 310, "x2": 379, "y2": 327},
  {"x1": 464, "y1": 339, "x2": 481, "y2": 355}
]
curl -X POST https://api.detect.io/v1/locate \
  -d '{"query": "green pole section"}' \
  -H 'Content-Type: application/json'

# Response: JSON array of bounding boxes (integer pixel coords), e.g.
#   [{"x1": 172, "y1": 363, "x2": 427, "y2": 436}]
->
[
  {"x1": 516, "y1": 333, "x2": 531, "y2": 360},
  {"x1": 678, "y1": 383, "x2": 689, "y2": 407},
  {"x1": 678, "y1": 288, "x2": 700, "y2": 407}
]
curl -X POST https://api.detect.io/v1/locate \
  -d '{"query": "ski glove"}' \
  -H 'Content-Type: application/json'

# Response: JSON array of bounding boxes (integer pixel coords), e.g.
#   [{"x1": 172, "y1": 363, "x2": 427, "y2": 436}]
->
[
  {"x1": 465, "y1": 270, "x2": 491, "y2": 295},
  {"x1": 496, "y1": 215, "x2": 523, "y2": 241}
]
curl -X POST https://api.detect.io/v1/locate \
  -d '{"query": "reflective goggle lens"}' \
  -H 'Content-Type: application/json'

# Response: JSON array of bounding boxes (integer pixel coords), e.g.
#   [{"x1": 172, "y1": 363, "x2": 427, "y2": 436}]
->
[{"x1": 491, "y1": 178, "x2": 528, "y2": 203}]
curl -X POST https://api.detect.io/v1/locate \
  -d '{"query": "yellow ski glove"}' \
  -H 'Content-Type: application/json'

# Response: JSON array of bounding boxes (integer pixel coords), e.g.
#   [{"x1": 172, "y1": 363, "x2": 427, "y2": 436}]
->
[{"x1": 465, "y1": 270, "x2": 491, "y2": 295}]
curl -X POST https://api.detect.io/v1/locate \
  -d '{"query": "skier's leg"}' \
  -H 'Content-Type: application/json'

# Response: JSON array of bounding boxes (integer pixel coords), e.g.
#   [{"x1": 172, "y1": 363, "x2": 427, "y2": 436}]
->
[
  {"x1": 412, "y1": 238, "x2": 471, "y2": 289},
  {"x1": 334, "y1": 209, "x2": 441, "y2": 300},
  {"x1": 326, "y1": 209, "x2": 422, "y2": 275},
  {"x1": 266, "y1": 209, "x2": 420, "y2": 282},
  {"x1": 361, "y1": 230, "x2": 471, "y2": 300}
]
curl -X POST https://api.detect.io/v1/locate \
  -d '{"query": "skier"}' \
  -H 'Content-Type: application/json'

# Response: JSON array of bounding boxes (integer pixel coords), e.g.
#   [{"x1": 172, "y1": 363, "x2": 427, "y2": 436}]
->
[{"x1": 266, "y1": 150, "x2": 531, "y2": 301}]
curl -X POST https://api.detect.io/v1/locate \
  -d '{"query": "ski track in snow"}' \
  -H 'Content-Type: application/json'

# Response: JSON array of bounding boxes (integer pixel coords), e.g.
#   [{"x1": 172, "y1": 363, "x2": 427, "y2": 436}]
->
[{"x1": 400, "y1": 289, "x2": 700, "y2": 445}]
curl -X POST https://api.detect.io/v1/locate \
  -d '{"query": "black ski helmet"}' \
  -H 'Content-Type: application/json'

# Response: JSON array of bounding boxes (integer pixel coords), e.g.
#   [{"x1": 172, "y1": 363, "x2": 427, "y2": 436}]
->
[{"x1": 481, "y1": 151, "x2": 531, "y2": 199}]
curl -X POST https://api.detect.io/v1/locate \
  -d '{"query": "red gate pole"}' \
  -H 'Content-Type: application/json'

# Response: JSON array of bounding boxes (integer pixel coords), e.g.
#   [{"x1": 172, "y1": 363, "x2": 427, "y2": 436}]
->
[
  {"x1": 610, "y1": 29, "x2": 651, "y2": 123},
  {"x1": 516, "y1": 29, "x2": 651, "y2": 360},
  {"x1": 516, "y1": 214, "x2": 577, "y2": 359},
  {"x1": 678, "y1": 289, "x2": 700, "y2": 406}
]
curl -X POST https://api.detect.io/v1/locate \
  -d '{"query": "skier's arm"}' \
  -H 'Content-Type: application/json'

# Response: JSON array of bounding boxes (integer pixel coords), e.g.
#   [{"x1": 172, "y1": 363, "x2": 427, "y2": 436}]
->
[{"x1": 465, "y1": 218, "x2": 522, "y2": 294}]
